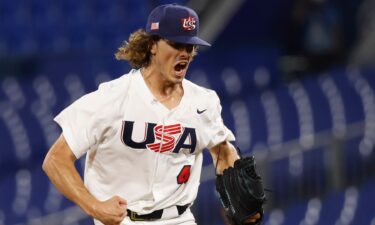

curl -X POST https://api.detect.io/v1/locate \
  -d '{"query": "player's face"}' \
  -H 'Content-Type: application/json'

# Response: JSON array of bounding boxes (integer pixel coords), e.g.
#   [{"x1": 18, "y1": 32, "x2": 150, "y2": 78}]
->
[{"x1": 151, "y1": 39, "x2": 195, "y2": 83}]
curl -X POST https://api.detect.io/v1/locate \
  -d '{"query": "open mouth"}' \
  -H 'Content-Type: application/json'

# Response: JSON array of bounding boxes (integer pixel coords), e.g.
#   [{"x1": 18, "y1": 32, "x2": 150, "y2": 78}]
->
[{"x1": 174, "y1": 61, "x2": 188, "y2": 72}]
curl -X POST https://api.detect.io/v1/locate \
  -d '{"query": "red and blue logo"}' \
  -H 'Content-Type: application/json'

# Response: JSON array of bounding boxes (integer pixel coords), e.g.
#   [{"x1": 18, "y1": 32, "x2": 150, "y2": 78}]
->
[
  {"x1": 181, "y1": 16, "x2": 196, "y2": 31},
  {"x1": 121, "y1": 121, "x2": 197, "y2": 154}
]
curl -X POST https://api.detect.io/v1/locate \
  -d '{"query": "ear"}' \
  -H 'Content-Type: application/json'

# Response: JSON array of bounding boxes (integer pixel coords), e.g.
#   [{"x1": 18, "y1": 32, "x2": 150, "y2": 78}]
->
[{"x1": 150, "y1": 41, "x2": 157, "y2": 55}]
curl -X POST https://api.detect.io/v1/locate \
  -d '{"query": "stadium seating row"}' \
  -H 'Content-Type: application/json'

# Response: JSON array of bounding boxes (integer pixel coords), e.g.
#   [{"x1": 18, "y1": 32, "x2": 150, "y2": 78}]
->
[
  {"x1": 0, "y1": 0, "x2": 188, "y2": 56},
  {"x1": 194, "y1": 178, "x2": 375, "y2": 225},
  {"x1": 1, "y1": 162, "x2": 373, "y2": 225},
  {"x1": 0, "y1": 66, "x2": 374, "y2": 224},
  {"x1": 1, "y1": 67, "x2": 373, "y2": 163}
]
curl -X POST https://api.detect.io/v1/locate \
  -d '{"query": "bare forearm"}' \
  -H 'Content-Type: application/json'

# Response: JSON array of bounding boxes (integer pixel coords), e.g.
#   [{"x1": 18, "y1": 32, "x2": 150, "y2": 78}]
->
[
  {"x1": 43, "y1": 157, "x2": 97, "y2": 215},
  {"x1": 210, "y1": 141, "x2": 239, "y2": 174},
  {"x1": 42, "y1": 136, "x2": 98, "y2": 217}
]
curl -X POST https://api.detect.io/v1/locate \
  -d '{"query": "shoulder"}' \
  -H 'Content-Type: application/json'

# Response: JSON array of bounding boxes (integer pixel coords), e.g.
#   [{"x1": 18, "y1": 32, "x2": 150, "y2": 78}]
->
[
  {"x1": 184, "y1": 79, "x2": 222, "y2": 117},
  {"x1": 97, "y1": 69, "x2": 137, "y2": 92},
  {"x1": 68, "y1": 70, "x2": 137, "y2": 113},
  {"x1": 184, "y1": 79, "x2": 219, "y2": 101}
]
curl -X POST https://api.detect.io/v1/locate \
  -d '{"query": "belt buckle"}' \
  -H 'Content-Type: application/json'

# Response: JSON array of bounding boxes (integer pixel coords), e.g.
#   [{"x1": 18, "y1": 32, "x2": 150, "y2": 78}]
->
[
  {"x1": 130, "y1": 211, "x2": 146, "y2": 221},
  {"x1": 129, "y1": 210, "x2": 160, "y2": 221},
  {"x1": 128, "y1": 204, "x2": 189, "y2": 221}
]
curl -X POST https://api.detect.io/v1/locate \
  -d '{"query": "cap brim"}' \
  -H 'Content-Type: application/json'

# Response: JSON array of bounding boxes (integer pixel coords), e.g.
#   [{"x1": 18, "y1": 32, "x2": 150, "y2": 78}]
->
[{"x1": 164, "y1": 35, "x2": 211, "y2": 47}]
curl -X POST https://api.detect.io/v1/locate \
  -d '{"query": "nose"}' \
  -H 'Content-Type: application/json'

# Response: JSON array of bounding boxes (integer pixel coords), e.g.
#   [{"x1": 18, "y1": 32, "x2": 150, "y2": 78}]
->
[
  {"x1": 179, "y1": 45, "x2": 196, "y2": 60},
  {"x1": 179, "y1": 48, "x2": 190, "y2": 58}
]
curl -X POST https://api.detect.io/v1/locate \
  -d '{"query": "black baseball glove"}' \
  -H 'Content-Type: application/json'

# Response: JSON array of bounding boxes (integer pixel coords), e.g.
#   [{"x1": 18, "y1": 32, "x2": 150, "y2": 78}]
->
[{"x1": 216, "y1": 156, "x2": 266, "y2": 225}]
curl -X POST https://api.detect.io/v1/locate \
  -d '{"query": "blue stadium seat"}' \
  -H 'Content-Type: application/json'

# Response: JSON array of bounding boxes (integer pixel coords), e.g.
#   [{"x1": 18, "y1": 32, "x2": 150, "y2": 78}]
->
[
  {"x1": 0, "y1": 0, "x2": 24, "y2": 17},
  {"x1": 0, "y1": 174, "x2": 16, "y2": 224},
  {"x1": 28, "y1": 168, "x2": 52, "y2": 215},
  {"x1": 353, "y1": 179, "x2": 375, "y2": 225},
  {"x1": 342, "y1": 137, "x2": 364, "y2": 185},
  {"x1": 269, "y1": 158, "x2": 291, "y2": 206},
  {"x1": 275, "y1": 87, "x2": 300, "y2": 142},
  {"x1": 0, "y1": 107, "x2": 18, "y2": 168},
  {"x1": 362, "y1": 68, "x2": 375, "y2": 88},
  {"x1": 281, "y1": 200, "x2": 308, "y2": 225},
  {"x1": 330, "y1": 69, "x2": 364, "y2": 124},
  {"x1": 263, "y1": 208, "x2": 285, "y2": 225},
  {"x1": 193, "y1": 180, "x2": 225, "y2": 225},
  {"x1": 301, "y1": 148, "x2": 327, "y2": 196},
  {"x1": 244, "y1": 93, "x2": 268, "y2": 150},
  {"x1": 318, "y1": 190, "x2": 345, "y2": 225},
  {"x1": 300, "y1": 78, "x2": 332, "y2": 132},
  {"x1": 0, "y1": 102, "x2": 33, "y2": 167},
  {"x1": 190, "y1": 48, "x2": 281, "y2": 101},
  {"x1": 5, "y1": 21, "x2": 35, "y2": 55}
]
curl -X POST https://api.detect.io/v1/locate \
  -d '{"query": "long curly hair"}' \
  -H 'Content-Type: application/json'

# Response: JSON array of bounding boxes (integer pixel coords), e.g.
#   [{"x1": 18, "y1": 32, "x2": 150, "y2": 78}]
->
[
  {"x1": 115, "y1": 29, "x2": 198, "y2": 69},
  {"x1": 115, "y1": 29, "x2": 160, "y2": 69}
]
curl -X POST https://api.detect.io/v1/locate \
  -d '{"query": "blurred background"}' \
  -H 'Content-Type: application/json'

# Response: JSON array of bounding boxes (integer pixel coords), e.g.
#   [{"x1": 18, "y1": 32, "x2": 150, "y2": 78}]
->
[{"x1": 1, "y1": 0, "x2": 375, "y2": 224}]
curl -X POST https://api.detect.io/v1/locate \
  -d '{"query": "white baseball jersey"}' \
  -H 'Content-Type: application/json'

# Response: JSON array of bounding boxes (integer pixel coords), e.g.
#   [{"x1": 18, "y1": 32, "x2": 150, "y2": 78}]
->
[{"x1": 54, "y1": 69, "x2": 235, "y2": 224}]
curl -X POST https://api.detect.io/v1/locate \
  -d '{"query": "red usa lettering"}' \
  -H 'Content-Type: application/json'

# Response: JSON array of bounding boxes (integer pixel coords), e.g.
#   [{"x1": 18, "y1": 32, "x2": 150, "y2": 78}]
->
[
  {"x1": 182, "y1": 17, "x2": 196, "y2": 30},
  {"x1": 146, "y1": 124, "x2": 182, "y2": 153}
]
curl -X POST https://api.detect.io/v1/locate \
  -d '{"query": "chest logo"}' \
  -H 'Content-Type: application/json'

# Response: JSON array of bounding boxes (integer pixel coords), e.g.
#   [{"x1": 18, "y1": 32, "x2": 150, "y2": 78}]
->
[
  {"x1": 121, "y1": 121, "x2": 197, "y2": 154},
  {"x1": 197, "y1": 108, "x2": 207, "y2": 114}
]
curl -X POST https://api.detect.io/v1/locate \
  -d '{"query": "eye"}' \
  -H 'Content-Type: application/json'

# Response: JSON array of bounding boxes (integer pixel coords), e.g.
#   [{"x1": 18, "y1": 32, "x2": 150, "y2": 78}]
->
[
  {"x1": 165, "y1": 39, "x2": 195, "y2": 53},
  {"x1": 185, "y1": 45, "x2": 196, "y2": 53}
]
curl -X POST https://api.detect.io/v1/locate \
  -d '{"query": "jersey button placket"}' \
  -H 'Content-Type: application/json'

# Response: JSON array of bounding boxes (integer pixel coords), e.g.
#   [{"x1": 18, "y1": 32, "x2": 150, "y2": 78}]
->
[{"x1": 150, "y1": 117, "x2": 166, "y2": 192}]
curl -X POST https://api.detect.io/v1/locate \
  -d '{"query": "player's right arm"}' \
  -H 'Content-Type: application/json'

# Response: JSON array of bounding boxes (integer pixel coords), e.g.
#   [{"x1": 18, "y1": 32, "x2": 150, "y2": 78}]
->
[{"x1": 42, "y1": 134, "x2": 127, "y2": 225}]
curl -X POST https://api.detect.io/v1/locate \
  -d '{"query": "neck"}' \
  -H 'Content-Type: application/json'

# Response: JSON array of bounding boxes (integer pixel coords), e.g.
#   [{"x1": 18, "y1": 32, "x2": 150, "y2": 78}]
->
[{"x1": 140, "y1": 67, "x2": 182, "y2": 97}]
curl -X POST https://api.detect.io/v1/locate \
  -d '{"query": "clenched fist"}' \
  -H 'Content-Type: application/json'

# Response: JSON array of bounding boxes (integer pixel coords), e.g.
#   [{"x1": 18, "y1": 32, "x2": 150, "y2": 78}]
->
[{"x1": 91, "y1": 195, "x2": 128, "y2": 225}]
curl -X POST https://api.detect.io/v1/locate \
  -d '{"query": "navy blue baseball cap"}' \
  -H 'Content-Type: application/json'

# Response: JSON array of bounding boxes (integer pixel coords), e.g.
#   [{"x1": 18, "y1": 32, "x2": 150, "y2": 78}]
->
[{"x1": 146, "y1": 4, "x2": 211, "y2": 47}]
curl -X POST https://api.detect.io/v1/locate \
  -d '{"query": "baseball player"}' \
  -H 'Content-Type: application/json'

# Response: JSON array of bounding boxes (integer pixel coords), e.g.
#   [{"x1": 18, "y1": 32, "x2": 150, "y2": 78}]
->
[{"x1": 43, "y1": 4, "x2": 260, "y2": 225}]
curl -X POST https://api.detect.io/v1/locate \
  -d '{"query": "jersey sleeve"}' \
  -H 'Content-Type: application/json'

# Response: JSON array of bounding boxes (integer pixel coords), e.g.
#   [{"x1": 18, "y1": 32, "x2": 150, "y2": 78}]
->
[
  {"x1": 54, "y1": 82, "x2": 117, "y2": 159},
  {"x1": 205, "y1": 92, "x2": 235, "y2": 149}
]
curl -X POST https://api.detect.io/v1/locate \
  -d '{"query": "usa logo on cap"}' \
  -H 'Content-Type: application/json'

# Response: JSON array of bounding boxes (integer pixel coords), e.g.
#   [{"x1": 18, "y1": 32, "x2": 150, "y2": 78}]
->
[{"x1": 181, "y1": 17, "x2": 196, "y2": 31}]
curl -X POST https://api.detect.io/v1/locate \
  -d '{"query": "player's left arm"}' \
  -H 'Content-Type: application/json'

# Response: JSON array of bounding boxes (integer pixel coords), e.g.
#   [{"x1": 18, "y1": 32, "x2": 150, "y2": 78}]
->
[
  {"x1": 209, "y1": 142, "x2": 262, "y2": 224},
  {"x1": 208, "y1": 141, "x2": 239, "y2": 175}
]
